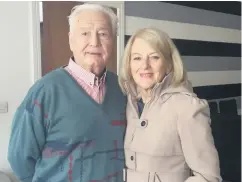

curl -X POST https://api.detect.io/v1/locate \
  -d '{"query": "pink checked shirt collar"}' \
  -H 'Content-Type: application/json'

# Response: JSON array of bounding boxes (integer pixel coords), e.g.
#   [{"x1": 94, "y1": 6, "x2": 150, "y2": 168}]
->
[{"x1": 67, "y1": 57, "x2": 106, "y2": 88}]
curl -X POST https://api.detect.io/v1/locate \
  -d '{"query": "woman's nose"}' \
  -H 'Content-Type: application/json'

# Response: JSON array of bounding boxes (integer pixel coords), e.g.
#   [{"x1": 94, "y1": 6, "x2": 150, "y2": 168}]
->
[{"x1": 141, "y1": 57, "x2": 150, "y2": 69}]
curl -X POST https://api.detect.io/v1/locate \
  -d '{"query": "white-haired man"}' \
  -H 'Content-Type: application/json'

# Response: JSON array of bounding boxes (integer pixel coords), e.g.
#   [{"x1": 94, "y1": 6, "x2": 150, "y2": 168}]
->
[{"x1": 8, "y1": 3, "x2": 126, "y2": 182}]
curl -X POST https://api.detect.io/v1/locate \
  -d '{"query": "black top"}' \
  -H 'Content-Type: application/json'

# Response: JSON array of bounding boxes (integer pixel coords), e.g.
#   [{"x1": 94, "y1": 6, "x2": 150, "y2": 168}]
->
[{"x1": 137, "y1": 98, "x2": 145, "y2": 117}]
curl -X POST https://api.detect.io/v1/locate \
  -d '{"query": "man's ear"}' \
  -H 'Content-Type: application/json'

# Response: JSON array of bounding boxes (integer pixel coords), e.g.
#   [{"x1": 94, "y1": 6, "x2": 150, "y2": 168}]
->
[{"x1": 69, "y1": 32, "x2": 74, "y2": 52}]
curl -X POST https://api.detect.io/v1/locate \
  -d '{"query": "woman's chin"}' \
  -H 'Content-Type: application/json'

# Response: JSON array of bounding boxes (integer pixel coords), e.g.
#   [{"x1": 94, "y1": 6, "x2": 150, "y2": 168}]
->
[{"x1": 138, "y1": 84, "x2": 154, "y2": 92}]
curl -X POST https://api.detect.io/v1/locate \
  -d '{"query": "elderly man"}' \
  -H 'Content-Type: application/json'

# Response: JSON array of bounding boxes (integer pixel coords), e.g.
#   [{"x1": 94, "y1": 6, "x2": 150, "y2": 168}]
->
[{"x1": 8, "y1": 3, "x2": 126, "y2": 182}]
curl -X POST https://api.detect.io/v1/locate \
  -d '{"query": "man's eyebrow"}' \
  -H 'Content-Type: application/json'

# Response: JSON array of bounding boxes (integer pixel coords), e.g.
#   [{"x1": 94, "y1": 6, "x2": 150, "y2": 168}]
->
[
  {"x1": 98, "y1": 27, "x2": 110, "y2": 31},
  {"x1": 78, "y1": 26, "x2": 111, "y2": 32},
  {"x1": 131, "y1": 53, "x2": 141, "y2": 56},
  {"x1": 78, "y1": 26, "x2": 92, "y2": 30}
]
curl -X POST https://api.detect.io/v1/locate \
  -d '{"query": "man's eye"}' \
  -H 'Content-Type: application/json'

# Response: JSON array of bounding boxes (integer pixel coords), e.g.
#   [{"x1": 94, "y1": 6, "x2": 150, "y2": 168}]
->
[
  {"x1": 133, "y1": 57, "x2": 141, "y2": 60},
  {"x1": 99, "y1": 32, "x2": 109, "y2": 38},
  {"x1": 81, "y1": 32, "x2": 88, "y2": 36}
]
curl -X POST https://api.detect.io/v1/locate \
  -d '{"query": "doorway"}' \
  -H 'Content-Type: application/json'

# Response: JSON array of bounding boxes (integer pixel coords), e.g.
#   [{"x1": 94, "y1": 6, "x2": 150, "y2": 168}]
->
[{"x1": 38, "y1": 1, "x2": 124, "y2": 76}]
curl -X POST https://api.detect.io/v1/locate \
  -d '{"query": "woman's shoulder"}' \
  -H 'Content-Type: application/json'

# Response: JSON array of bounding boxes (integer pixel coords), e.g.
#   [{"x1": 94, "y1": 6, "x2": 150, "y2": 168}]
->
[
  {"x1": 169, "y1": 88, "x2": 207, "y2": 105},
  {"x1": 169, "y1": 92, "x2": 209, "y2": 118},
  {"x1": 163, "y1": 80, "x2": 208, "y2": 107}
]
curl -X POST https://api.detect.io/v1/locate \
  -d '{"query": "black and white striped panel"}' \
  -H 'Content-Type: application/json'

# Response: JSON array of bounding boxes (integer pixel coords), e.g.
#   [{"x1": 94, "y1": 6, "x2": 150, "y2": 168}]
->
[{"x1": 124, "y1": 1, "x2": 241, "y2": 102}]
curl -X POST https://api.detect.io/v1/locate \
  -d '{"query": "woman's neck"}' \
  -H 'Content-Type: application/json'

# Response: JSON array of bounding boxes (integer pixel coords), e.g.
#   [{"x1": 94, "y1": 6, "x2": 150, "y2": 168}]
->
[{"x1": 141, "y1": 89, "x2": 152, "y2": 103}]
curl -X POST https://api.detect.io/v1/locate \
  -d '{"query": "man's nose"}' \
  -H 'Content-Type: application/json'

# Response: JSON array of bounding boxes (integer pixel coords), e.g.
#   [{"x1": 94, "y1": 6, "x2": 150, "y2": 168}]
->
[{"x1": 90, "y1": 33, "x2": 100, "y2": 47}]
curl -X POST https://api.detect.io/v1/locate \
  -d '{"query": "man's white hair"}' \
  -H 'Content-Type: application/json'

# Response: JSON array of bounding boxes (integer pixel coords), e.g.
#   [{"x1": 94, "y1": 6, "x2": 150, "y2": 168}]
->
[{"x1": 68, "y1": 3, "x2": 118, "y2": 35}]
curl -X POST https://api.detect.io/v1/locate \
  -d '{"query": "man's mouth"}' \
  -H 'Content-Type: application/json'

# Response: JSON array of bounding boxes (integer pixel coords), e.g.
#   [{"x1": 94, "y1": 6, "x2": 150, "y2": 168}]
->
[{"x1": 86, "y1": 52, "x2": 101, "y2": 56}]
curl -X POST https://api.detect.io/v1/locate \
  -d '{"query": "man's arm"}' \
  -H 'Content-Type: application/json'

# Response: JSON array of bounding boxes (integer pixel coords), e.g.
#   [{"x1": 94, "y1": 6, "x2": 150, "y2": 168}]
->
[{"x1": 8, "y1": 86, "x2": 47, "y2": 182}]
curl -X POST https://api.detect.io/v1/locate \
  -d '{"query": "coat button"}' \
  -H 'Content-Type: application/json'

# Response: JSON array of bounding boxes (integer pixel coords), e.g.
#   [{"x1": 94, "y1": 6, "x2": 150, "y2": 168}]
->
[
  {"x1": 130, "y1": 156, "x2": 134, "y2": 161},
  {"x1": 141, "y1": 120, "x2": 146, "y2": 127}
]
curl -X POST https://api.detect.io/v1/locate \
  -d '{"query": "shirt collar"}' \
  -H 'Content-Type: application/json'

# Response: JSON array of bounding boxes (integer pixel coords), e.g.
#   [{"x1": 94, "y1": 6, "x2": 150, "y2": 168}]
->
[{"x1": 67, "y1": 57, "x2": 107, "y2": 87}]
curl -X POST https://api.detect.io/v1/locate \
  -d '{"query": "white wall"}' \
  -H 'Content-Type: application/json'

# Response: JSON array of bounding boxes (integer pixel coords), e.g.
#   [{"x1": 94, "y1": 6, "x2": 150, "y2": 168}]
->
[{"x1": 0, "y1": 2, "x2": 35, "y2": 181}]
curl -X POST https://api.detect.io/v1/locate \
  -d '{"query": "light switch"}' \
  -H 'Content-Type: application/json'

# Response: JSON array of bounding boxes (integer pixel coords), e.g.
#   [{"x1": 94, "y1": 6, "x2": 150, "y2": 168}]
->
[{"x1": 0, "y1": 102, "x2": 8, "y2": 113}]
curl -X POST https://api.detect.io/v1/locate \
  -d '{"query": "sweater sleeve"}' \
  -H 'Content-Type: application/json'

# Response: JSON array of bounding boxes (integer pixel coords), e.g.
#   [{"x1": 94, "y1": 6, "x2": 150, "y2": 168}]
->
[
  {"x1": 8, "y1": 84, "x2": 48, "y2": 182},
  {"x1": 177, "y1": 96, "x2": 222, "y2": 182}
]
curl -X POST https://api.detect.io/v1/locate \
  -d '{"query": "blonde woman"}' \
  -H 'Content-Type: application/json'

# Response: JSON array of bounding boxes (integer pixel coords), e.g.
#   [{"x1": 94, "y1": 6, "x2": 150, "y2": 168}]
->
[{"x1": 119, "y1": 28, "x2": 222, "y2": 182}]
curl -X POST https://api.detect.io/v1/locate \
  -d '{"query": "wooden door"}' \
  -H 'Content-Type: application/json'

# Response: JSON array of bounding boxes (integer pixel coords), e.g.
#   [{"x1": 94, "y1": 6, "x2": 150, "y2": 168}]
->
[{"x1": 41, "y1": 1, "x2": 117, "y2": 75}]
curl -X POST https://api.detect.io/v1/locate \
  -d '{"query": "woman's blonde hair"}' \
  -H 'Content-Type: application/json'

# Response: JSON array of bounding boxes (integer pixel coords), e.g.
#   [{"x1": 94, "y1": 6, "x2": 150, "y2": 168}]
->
[{"x1": 118, "y1": 28, "x2": 187, "y2": 94}]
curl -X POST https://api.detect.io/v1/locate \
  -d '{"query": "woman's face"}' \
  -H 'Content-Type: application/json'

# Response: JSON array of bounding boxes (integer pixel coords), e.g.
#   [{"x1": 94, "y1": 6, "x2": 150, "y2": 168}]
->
[{"x1": 130, "y1": 38, "x2": 168, "y2": 92}]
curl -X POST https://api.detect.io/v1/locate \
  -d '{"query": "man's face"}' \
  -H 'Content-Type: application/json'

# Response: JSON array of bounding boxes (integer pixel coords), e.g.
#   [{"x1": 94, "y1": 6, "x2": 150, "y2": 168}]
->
[{"x1": 69, "y1": 10, "x2": 114, "y2": 76}]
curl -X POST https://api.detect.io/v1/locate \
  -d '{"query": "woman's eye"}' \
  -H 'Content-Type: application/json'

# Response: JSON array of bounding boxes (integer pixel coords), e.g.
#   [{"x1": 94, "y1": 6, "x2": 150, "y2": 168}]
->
[{"x1": 151, "y1": 56, "x2": 160, "y2": 60}]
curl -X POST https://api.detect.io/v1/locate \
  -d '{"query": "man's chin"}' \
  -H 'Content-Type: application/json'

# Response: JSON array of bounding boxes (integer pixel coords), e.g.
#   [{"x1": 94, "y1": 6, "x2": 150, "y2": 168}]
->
[
  {"x1": 91, "y1": 66, "x2": 106, "y2": 77},
  {"x1": 85, "y1": 61, "x2": 106, "y2": 76},
  {"x1": 85, "y1": 57, "x2": 104, "y2": 64}
]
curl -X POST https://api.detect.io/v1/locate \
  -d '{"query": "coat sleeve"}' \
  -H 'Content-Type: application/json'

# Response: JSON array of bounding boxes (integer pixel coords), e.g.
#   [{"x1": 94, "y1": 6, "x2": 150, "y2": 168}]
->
[
  {"x1": 7, "y1": 84, "x2": 47, "y2": 182},
  {"x1": 177, "y1": 96, "x2": 222, "y2": 182}
]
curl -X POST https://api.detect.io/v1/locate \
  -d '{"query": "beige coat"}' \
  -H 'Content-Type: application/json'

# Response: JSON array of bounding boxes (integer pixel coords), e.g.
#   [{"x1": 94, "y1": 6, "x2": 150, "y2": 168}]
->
[{"x1": 123, "y1": 74, "x2": 222, "y2": 182}]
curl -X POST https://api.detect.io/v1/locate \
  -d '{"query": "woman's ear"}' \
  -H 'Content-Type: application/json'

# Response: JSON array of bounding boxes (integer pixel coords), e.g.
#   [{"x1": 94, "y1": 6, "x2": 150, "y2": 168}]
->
[{"x1": 166, "y1": 63, "x2": 172, "y2": 75}]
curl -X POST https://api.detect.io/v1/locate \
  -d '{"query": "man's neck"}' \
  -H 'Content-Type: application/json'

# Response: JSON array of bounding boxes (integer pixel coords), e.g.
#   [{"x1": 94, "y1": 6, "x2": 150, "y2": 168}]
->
[{"x1": 72, "y1": 56, "x2": 106, "y2": 78}]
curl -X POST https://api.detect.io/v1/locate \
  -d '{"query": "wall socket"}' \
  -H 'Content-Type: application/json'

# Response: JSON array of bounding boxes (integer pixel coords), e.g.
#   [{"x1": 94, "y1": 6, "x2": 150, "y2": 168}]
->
[{"x1": 0, "y1": 102, "x2": 8, "y2": 113}]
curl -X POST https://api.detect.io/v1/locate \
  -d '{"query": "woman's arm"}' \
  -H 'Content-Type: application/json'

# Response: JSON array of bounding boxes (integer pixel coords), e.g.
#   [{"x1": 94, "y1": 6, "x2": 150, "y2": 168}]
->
[{"x1": 177, "y1": 96, "x2": 222, "y2": 182}]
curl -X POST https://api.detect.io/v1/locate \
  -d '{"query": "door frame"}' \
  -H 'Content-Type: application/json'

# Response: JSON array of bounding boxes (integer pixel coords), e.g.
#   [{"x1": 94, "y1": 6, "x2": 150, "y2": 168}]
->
[
  {"x1": 29, "y1": 1, "x2": 42, "y2": 83},
  {"x1": 30, "y1": 1, "x2": 125, "y2": 82}
]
